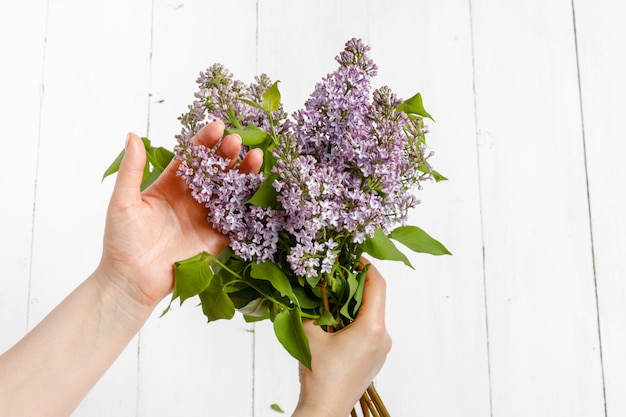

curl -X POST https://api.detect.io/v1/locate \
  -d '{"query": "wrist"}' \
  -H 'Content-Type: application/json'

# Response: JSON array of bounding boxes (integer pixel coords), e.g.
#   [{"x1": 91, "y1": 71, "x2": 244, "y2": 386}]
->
[
  {"x1": 291, "y1": 404, "x2": 333, "y2": 417},
  {"x1": 292, "y1": 397, "x2": 353, "y2": 417},
  {"x1": 91, "y1": 265, "x2": 156, "y2": 330}
]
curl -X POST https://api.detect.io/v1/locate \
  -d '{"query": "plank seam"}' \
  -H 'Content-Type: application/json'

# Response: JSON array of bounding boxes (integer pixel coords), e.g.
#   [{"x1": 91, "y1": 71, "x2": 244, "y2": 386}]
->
[
  {"x1": 26, "y1": 0, "x2": 51, "y2": 333},
  {"x1": 467, "y1": 0, "x2": 494, "y2": 415},
  {"x1": 570, "y1": 1, "x2": 608, "y2": 416},
  {"x1": 145, "y1": 0, "x2": 156, "y2": 139},
  {"x1": 136, "y1": 1, "x2": 157, "y2": 415}
]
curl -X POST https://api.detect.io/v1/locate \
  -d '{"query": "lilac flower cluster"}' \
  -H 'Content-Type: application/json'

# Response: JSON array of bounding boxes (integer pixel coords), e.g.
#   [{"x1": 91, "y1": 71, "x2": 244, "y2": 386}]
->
[
  {"x1": 176, "y1": 143, "x2": 284, "y2": 263},
  {"x1": 176, "y1": 64, "x2": 287, "y2": 148},
  {"x1": 175, "y1": 38, "x2": 434, "y2": 279}
]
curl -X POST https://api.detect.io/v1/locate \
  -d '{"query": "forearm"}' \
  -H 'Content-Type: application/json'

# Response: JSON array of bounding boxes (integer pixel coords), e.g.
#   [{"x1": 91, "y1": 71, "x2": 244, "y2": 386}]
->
[
  {"x1": 291, "y1": 383, "x2": 357, "y2": 417},
  {"x1": 0, "y1": 268, "x2": 154, "y2": 417}
]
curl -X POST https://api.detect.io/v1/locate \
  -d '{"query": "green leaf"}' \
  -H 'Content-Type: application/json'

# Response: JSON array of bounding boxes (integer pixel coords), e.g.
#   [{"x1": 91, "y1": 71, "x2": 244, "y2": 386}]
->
[
  {"x1": 213, "y1": 247, "x2": 246, "y2": 284},
  {"x1": 140, "y1": 166, "x2": 163, "y2": 191},
  {"x1": 229, "y1": 286, "x2": 261, "y2": 309},
  {"x1": 102, "y1": 149, "x2": 125, "y2": 180},
  {"x1": 397, "y1": 92, "x2": 434, "y2": 121},
  {"x1": 212, "y1": 246, "x2": 236, "y2": 273},
  {"x1": 250, "y1": 262, "x2": 297, "y2": 302},
  {"x1": 273, "y1": 308, "x2": 311, "y2": 369},
  {"x1": 263, "y1": 145, "x2": 278, "y2": 176},
  {"x1": 239, "y1": 98, "x2": 265, "y2": 111},
  {"x1": 292, "y1": 286, "x2": 322, "y2": 309},
  {"x1": 262, "y1": 81, "x2": 281, "y2": 112},
  {"x1": 244, "y1": 312, "x2": 270, "y2": 323},
  {"x1": 145, "y1": 143, "x2": 174, "y2": 172},
  {"x1": 431, "y1": 170, "x2": 448, "y2": 182},
  {"x1": 270, "y1": 403, "x2": 285, "y2": 413},
  {"x1": 140, "y1": 136, "x2": 153, "y2": 149},
  {"x1": 173, "y1": 252, "x2": 215, "y2": 304},
  {"x1": 389, "y1": 225, "x2": 452, "y2": 256},
  {"x1": 314, "y1": 310, "x2": 339, "y2": 327},
  {"x1": 352, "y1": 268, "x2": 367, "y2": 317},
  {"x1": 238, "y1": 293, "x2": 271, "y2": 322},
  {"x1": 239, "y1": 298, "x2": 270, "y2": 318},
  {"x1": 339, "y1": 271, "x2": 359, "y2": 320},
  {"x1": 198, "y1": 274, "x2": 236, "y2": 322},
  {"x1": 417, "y1": 163, "x2": 448, "y2": 183},
  {"x1": 361, "y1": 228, "x2": 414, "y2": 268},
  {"x1": 247, "y1": 174, "x2": 280, "y2": 208},
  {"x1": 225, "y1": 123, "x2": 269, "y2": 146},
  {"x1": 102, "y1": 136, "x2": 173, "y2": 186}
]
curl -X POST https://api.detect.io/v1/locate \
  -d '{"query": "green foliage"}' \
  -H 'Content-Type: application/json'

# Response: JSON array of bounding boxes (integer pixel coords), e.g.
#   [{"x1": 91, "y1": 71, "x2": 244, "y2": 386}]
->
[
  {"x1": 250, "y1": 262, "x2": 297, "y2": 302},
  {"x1": 198, "y1": 274, "x2": 236, "y2": 321},
  {"x1": 247, "y1": 173, "x2": 280, "y2": 208},
  {"x1": 417, "y1": 163, "x2": 448, "y2": 183},
  {"x1": 262, "y1": 81, "x2": 282, "y2": 113},
  {"x1": 173, "y1": 251, "x2": 214, "y2": 304},
  {"x1": 314, "y1": 309, "x2": 340, "y2": 328},
  {"x1": 102, "y1": 137, "x2": 174, "y2": 190},
  {"x1": 361, "y1": 228, "x2": 414, "y2": 268},
  {"x1": 339, "y1": 268, "x2": 366, "y2": 320},
  {"x1": 431, "y1": 170, "x2": 448, "y2": 182},
  {"x1": 225, "y1": 123, "x2": 268, "y2": 146},
  {"x1": 292, "y1": 286, "x2": 321, "y2": 309},
  {"x1": 390, "y1": 225, "x2": 451, "y2": 256},
  {"x1": 102, "y1": 149, "x2": 125, "y2": 180},
  {"x1": 274, "y1": 308, "x2": 311, "y2": 370},
  {"x1": 397, "y1": 92, "x2": 434, "y2": 121}
]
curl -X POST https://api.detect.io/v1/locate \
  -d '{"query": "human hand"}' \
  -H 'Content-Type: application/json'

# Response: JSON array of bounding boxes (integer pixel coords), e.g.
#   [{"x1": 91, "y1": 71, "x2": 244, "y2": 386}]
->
[
  {"x1": 292, "y1": 262, "x2": 392, "y2": 417},
  {"x1": 97, "y1": 121, "x2": 263, "y2": 312}
]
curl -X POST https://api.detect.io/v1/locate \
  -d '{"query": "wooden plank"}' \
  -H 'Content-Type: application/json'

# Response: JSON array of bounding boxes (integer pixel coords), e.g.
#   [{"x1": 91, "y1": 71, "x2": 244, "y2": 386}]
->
[
  {"x1": 135, "y1": 1, "x2": 258, "y2": 415},
  {"x1": 0, "y1": 1, "x2": 47, "y2": 353},
  {"x1": 367, "y1": 1, "x2": 491, "y2": 415},
  {"x1": 573, "y1": 0, "x2": 626, "y2": 414},
  {"x1": 25, "y1": 1, "x2": 153, "y2": 415},
  {"x1": 470, "y1": 1, "x2": 605, "y2": 415},
  {"x1": 255, "y1": 1, "x2": 490, "y2": 415}
]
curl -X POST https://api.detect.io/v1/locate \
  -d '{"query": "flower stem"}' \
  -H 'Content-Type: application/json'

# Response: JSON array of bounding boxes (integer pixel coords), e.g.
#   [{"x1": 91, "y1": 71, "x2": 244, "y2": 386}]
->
[
  {"x1": 365, "y1": 383, "x2": 390, "y2": 417},
  {"x1": 319, "y1": 281, "x2": 334, "y2": 333},
  {"x1": 359, "y1": 395, "x2": 371, "y2": 417},
  {"x1": 320, "y1": 284, "x2": 331, "y2": 312},
  {"x1": 366, "y1": 389, "x2": 382, "y2": 417}
]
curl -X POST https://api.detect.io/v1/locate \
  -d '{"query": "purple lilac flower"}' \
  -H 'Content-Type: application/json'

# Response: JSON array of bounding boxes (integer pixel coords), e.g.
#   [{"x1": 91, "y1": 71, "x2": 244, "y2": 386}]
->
[
  {"x1": 174, "y1": 37, "x2": 434, "y2": 279},
  {"x1": 176, "y1": 142, "x2": 284, "y2": 263},
  {"x1": 335, "y1": 38, "x2": 378, "y2": 76},
  {"x1": 177, "y1": 64, "x2": 287, "y2": 138}
]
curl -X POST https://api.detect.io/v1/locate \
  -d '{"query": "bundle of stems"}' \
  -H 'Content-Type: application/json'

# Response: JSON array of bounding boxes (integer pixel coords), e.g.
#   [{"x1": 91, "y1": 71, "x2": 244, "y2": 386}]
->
[{"x1": 354, "y1": 383, "x2": 390, "y2": 417}]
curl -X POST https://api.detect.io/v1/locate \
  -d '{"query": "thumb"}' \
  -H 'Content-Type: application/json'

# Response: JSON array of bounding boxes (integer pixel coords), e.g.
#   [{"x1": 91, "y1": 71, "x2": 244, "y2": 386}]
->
[{"x1": 112, "y1": 133, "x2": 146, "y2": 207}]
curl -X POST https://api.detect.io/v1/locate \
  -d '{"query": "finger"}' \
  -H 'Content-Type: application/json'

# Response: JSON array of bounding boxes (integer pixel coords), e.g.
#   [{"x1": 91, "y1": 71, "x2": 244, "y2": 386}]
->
[
  {"x1": 111, "y1": 133, "x2": 145, "y2": 207},
  {"x1": 215, "y1": 134, "x2": 242, "y2": 170},
  {"x1": 238, "y1": 148, "x2": 263, "y2": 174},
  {"x1": 193, "y1": 120, "x2": 226, "y2": 148},
  {"x1": 353, "y1": 260, "x2": 387, "y2": 324}
]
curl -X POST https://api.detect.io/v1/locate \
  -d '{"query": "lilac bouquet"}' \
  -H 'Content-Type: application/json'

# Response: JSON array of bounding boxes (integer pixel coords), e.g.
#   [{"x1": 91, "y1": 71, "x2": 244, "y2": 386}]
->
[{"x1": 105, "y1": 38, "x2": 449, "y2": 415}]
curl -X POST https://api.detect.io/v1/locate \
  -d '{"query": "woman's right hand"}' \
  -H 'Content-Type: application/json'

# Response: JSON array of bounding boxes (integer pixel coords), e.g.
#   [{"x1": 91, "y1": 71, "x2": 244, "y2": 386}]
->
[{"x1": 292, "y1": 261, "x2": 392, "y2": 417}]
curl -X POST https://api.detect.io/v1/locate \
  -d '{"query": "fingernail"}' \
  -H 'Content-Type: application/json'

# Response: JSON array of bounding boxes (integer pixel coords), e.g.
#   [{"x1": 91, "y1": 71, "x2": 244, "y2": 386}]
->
[{"x1": 125, "y1": 133, "x2": 132, "y2": 148}]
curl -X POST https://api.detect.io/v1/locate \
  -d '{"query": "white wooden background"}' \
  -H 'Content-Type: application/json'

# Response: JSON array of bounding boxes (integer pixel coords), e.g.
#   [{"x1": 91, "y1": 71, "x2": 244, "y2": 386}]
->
[{"x1": 1, "y1": 1, "x2": 625, "y2": 416}]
